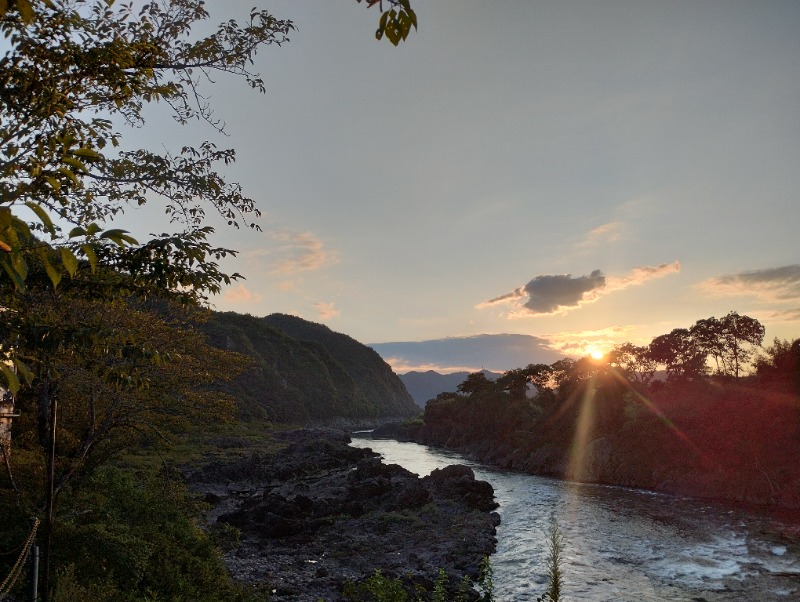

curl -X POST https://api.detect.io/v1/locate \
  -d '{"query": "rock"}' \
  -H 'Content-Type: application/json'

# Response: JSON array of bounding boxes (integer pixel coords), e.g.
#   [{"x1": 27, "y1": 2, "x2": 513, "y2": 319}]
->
[{"x1": 188, "y1": 428, "x2": 499, "y2": 601}]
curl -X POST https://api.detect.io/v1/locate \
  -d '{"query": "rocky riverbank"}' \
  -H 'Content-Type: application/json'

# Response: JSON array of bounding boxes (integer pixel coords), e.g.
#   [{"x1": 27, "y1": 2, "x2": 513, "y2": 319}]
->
[{"x1": 186, "y1": 428, "x2": 500, "y2": 601}]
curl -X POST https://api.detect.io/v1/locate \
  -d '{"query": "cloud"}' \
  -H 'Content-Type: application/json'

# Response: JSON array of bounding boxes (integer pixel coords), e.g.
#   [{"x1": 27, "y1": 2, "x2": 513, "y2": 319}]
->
[
  {"x1": 314, "y1": 301, "x2": 340, "y2": 320},
  {"x1": 576, "y1": 222, "x2": 625, "y2": 250},
  {"x1": 477, "y1": 270, "x2": 605, "y2": 315},
  {"x1": 223, "y1": 283, "x2": 263, "y2": 304},
  {"x1": 478, "y1": 262, "x2": 680, "y2": 317},
  {"x1": 763, "y1": 308, "x2": 800, "y2": 322},
  {"x1": 544, "y1": 325, "x2": 637, "y2": 357},
  {"x1": 370, "y1": 334, "x2": 563, "y2": 373},
  {"x1": 247, "y1": 230, "x2": 338, "y2": 275},
  {"x1": 605, "y1": 261, "x2": 682, "y2": 292},
  {"x1": 699, "y1": 265, "x2": 800, "y2": 302},
  {"x1": 381, "y1": 358, "x2": 484, "y2": 375}
]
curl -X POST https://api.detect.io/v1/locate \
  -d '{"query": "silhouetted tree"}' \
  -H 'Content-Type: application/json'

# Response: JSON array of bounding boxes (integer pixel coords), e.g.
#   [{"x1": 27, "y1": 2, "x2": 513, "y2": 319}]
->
[
  {"x1": 608, "y1": 342, "x2": 657, "y2": 386},
  {"x1": 649, "y1": 328, "x2": 707, "y2": 381}
]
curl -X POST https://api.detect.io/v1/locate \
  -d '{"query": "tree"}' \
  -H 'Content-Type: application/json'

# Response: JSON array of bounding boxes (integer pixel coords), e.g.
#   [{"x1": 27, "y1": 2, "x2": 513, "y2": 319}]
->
[
  {"x1": 0, "y1": 2, "x2": 294, "y2": 595},
  {"x1": 648, "y1": 328, "x2": 706, "y2": 381},
  {"x1": 690, "y1": 317, "x2": 727, "y2": 375},
  {"x1": 497, "y1": 368, "x2": 530, "y2": 401},
  {"x1": 608, "y1": 342, "x2": 657, "y2": 386},
  {"x1": 717, "y1": 311, "x2": 765, "y2": 377},
  {"x1": 0, "y1": 0, "x2": 297, "y2": 390},
  {"x1": 458, "y1": 371, "x2": 493, "y2": 396},
  {"x1": 755, "y1": 337, "x2": 800, "y2": 390}
]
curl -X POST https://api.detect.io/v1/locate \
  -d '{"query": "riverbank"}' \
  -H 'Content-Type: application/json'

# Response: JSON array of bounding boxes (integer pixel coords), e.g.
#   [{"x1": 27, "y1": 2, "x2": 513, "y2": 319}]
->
[
  {"x1": 185, "y1": 428, "x2": 500, "y2": 600},
  {"x1": 378, "y1": 380, "x2": 800, "y2": 512}
]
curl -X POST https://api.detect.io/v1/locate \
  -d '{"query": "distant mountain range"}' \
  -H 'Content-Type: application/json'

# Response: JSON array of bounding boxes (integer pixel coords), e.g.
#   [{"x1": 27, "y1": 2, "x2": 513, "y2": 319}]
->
[{"x1": 399, "y1": 370, "x2": 502, "y2": 408}]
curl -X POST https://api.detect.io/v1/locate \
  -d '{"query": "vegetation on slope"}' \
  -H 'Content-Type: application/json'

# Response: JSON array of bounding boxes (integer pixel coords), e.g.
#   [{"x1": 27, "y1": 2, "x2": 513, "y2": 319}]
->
[
  {"x1": 204, "y1": 312, "x2": 417, "y2": 424},
  {"x1": 414, "y1": 314, "x2": 800, "y2": 507}
]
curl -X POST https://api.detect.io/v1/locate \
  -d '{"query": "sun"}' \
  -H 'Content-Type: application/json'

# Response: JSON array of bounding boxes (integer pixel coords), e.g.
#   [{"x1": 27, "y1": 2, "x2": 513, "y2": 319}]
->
[{"x1": 590, "y1": 349, "x2": 604, "y2": 360}]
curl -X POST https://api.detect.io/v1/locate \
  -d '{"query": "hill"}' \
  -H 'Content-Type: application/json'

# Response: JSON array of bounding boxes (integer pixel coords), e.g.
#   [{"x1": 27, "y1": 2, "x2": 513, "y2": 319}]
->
[
  {"x1": 203, "y1": 312, "x2": 417, "y2": 424},
  {"x1": 400, "y1": 370, "x2": 502, "y2": 407}
]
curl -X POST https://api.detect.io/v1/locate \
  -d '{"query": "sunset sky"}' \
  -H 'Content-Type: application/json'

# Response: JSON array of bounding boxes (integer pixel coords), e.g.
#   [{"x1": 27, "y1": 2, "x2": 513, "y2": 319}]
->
[{"x1": 126, "y1": 1, "x2": 799, "y2": 372}]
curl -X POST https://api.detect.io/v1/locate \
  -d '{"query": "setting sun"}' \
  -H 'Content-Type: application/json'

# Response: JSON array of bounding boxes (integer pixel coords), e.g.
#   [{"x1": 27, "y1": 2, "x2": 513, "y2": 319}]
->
[{"x1": 586, "y1": 346, "x2": 605, "y2": 360}]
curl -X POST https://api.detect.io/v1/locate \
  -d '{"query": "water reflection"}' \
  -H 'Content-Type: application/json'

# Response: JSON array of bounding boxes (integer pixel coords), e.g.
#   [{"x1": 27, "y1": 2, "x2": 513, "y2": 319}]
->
[{"x1": 350, "y1": 436, "x2": 800, "y2": 601}]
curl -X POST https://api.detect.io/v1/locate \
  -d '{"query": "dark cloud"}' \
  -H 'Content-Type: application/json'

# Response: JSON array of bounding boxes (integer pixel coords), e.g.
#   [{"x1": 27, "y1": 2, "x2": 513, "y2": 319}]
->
[
  {"x1": 370, "y1": 334, "x2": 563, "y2": 373},
  {"x1": 521, "y1": 270, "x2": 606, "y2": 314},
  {"x1": 701, "y1": 264, "x2": 800, "y2": 301}
]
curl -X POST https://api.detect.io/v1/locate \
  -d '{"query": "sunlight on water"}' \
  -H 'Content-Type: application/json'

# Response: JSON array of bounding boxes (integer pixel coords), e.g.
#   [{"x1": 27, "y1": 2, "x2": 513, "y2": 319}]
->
[{"x1": 351, "y1": 436, "x2": 800, "y2": 601}]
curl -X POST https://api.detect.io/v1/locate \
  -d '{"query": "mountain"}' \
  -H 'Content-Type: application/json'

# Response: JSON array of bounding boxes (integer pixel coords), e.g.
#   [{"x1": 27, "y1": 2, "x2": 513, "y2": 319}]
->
[
  {"x1": 400, "y1": 370, "x2": 502, "y2": 408},
  {"x1": 203, "y1": 312, "x2": 418, "y2": 424}
]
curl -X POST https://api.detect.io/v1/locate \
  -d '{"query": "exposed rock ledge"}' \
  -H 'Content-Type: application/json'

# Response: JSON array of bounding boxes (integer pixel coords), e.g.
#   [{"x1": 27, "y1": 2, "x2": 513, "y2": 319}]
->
[{"x1": 187, "y1": 428, "x2": 500, "y2": 601}]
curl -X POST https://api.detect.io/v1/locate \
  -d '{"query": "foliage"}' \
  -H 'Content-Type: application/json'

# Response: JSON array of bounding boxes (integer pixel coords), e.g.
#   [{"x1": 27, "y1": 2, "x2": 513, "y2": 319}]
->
[
  {"x1": 49, "y1": 466, "x2": 257, "y2": 602},
  {"x1": 0, "y1": 0, "x2": 293, "y2": 314},
  {"x1": 263, "y1": 313, "x2": 418, "y2": 418},
  {"x1": 536, "y1": 520, "x2": 564, "y2": 602},
  {"x1": 203, "y1": 311, "x2": 380, "y2": 422},
  {"x1": 356, "y1": 0, "x2": 418, "y2": 46},
  {"x1": 342, "y1": 560, "x2": 494, "y2": 602},
  {"x1": 755, "y1": 338, "x2": 800, "y2": 392},
  {"x1": 6, "y1": 293, "x2": 247, "y2": 502}
]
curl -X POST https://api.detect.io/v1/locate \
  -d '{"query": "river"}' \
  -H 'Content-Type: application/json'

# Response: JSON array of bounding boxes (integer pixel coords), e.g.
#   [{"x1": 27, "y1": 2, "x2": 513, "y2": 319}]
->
[{"x1": 350, "y1": 436, "x2": 800, "y2": 601}]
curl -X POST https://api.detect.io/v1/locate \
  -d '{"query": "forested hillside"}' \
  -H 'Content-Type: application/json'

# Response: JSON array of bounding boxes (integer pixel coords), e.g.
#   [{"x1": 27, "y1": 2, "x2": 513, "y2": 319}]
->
[
  {"x1": 204, "y1": 312, "x2": 418, "y2": 423},
  {"x1": 401, "y1": 315, "x2": 800, "y2": 508}
]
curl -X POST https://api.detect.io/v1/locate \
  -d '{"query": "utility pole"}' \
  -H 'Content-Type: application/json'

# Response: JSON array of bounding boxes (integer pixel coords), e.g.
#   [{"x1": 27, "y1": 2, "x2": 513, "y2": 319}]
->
[{"x1": 40, "y1": 394, "x2": 57, "y2": 602}]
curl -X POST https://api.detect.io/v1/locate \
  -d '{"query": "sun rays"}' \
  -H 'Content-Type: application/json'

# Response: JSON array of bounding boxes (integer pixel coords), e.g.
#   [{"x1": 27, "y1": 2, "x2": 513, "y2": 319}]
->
[{"x1": 562, "y1": 368, "x2": 709, "y2": 484}]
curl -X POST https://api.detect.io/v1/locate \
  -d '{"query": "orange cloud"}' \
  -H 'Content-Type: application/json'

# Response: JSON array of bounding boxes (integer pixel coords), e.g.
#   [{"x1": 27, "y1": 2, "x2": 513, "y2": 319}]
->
[
  {"x1": 223, "y1": 283, "x2": 263, "y2": 304},
  {"x1": 314, "y1": 301, "x2": 340, "y2": 320}
]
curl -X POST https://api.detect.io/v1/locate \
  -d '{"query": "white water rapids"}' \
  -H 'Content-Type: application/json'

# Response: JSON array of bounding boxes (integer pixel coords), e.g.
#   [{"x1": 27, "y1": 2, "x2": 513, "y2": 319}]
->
[{"x1": 350, "y1": 436, "x2": 800, "y2": 601}]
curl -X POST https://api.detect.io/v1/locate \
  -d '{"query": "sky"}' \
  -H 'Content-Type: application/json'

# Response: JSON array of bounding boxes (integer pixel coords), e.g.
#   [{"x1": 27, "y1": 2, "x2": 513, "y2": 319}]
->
[{"x1": 122, "y1": 1, "x2": 800, "y2": 373}]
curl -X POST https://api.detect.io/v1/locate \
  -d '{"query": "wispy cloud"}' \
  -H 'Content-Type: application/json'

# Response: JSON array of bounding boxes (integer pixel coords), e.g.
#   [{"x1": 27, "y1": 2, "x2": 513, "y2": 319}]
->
[
  {"x1": 699, "y1": 265, "x2": 800, "y2": 302},
  {"x1": 576, "y1": 221, "x2": 625, "y2": 250},
  {"x1": 314, "y1": 301, "x2": 340, "y2": 320},
  {"x1": 223, "y1": 283, "x2": 263, "y2": 304},
  {"x1": 763, "y1": 308, "x2": 800, "y2": 322},
  {"x1": 605, "y1": 261, "x2": 681, "y2": 292},
  {"x1": 246, "y1": 230, "x2": 338, "y2": 275},
  {"x1": 477, "y1": 261, "x2": 680, "y2": 317}
]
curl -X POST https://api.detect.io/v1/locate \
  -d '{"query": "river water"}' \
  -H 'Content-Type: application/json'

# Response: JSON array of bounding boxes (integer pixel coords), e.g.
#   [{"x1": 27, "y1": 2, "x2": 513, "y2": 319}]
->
[{"x1": 350, "y1": 436, "x2": 800, "y2": 601}]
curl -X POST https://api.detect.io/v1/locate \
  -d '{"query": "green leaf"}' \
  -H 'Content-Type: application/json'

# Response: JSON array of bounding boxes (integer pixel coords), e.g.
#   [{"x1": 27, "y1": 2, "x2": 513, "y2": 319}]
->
[
  {"x1": 37, "y1": 248, "x2": 62, "y2": 288},
  {"x1": 62, "y1": 155, "x2": 89, "y2": 173},
  {"x1": 57, "y1": 166, "x2": 80, "y2": 186},
  {"x1": 60, "y1": 247, "x2": 79, "y2": 277},
  {"x1": 80, "y1": 244, "x2": 98, "y2": 273},
  {"x1": 25, "y1": 201, "x2": 56, "y2": 236},
  {"x1": 71, "y1": 147, "x2": 102, "y2": 160},
  {"x1": 68, "y1": 226, "x2": 87, "y2": 238},
  {"x1": 12, "y1": 358, "x2": 34, "y2": 385},
  {"x1": 2, "y1": 257, "x2": 26, "y2": 289},
  {"x1": 0, "y1": 363, "x2": 20, "y2": 395},
  {"x1": 101, "y1": 228, "x2": 138, "y2": 247}
]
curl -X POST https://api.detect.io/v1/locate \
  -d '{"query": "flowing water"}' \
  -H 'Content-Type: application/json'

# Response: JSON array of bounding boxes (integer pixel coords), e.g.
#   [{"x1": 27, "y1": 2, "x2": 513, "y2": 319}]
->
[{"x1": 350, "y1": 436, "x2": 800, "y2": 601}]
